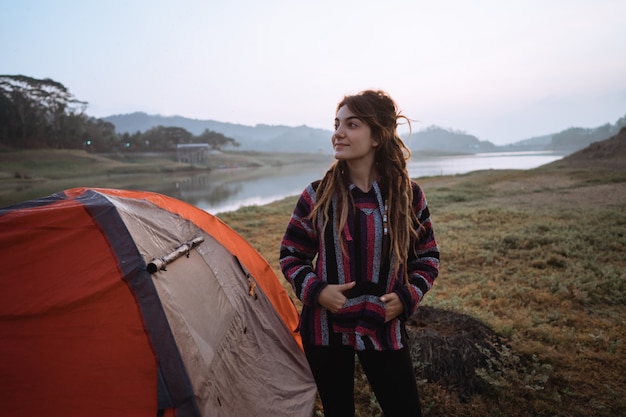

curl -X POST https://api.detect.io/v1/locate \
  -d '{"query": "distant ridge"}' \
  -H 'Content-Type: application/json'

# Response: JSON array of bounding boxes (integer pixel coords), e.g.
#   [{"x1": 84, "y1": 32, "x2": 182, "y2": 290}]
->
[
  {"x1": 104, "y1": 112, "x2": 331, "y2": 152},
  {"x1": 104, "y1": 113, "x2": 502, "y2": 154},
  {"x1": 103, "y1": 112, "x2": 624, "y2": 155},
  {"x1": 555, "y1": 127, "x2": 626, "y2": 170},
  {"x1": 408, "y1": 126, "x2": 497, "y2": 153}
]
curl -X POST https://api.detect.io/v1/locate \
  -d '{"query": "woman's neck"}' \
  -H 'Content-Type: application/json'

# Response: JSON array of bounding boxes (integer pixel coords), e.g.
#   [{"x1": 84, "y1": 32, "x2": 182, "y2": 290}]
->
[{"x1": 346, "y1": 160, "x2": 378, "y2": 192}]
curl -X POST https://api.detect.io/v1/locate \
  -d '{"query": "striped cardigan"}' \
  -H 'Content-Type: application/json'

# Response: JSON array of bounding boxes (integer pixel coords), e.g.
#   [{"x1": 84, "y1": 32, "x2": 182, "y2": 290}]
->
[{"x1": 279, "y1": 180, "x2": 439, "y2": 351}]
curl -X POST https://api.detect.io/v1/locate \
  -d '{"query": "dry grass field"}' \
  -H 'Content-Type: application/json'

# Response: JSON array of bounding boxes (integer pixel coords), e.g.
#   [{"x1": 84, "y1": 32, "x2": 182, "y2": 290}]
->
[
  {"x1": 219, "y1": 131, "x2": 626, "y2": 417},
  {"x1": 0, "y1": 148, "x2": 333, "y2": 207},
  {"x1": 2, "y1": 131, "x2": 624, "y2": 416}
]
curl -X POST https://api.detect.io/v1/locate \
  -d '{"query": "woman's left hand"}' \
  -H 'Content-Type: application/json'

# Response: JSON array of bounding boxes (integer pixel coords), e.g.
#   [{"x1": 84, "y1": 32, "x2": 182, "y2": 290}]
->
[{"x1": 380, "y1": 292, "x2": 404, "y2": 323}]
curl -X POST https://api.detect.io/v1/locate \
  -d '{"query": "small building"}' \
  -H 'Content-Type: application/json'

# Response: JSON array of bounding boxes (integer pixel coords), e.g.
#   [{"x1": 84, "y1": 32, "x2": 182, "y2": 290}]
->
[{"x1": 176, "y1": 143, "x2": 211, "y2": 164}]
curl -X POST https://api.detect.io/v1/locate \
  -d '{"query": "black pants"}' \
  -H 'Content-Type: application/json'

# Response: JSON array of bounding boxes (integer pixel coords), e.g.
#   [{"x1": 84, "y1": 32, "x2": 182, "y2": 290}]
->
[{"x1": 304, "y1": 344, "x2": 422, "y2": 417}]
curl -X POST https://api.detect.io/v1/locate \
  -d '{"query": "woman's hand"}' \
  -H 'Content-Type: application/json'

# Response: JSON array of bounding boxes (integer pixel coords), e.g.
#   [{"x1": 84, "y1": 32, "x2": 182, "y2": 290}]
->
[
  {"x1": 317, "y1": 282, "x2": 356, "y2": 313},
  {"x1": 380, "y1": 292, "x2": 405, "y2": 322}
]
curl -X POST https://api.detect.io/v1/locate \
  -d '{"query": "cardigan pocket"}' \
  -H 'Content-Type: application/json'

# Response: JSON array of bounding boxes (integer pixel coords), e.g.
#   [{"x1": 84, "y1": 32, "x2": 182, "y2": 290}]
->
[{"x1": 331, "y1": 295, "x2": 386, "y2": 337}]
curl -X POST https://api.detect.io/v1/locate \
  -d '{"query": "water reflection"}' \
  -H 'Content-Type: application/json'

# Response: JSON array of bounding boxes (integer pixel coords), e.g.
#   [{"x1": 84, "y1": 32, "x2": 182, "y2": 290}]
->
[
  {"x1": 407, "y1": 151, "x2": 563, "y2": 177},
  {"x1": 177, "y1": 175, "x2": 242, "y2": 204},
  {"x1": 138, "y1": 151, "x2": 563, "y2": 214},
  {"x1": 136, "y1": 164, "x2": 331, "y2": 214}
]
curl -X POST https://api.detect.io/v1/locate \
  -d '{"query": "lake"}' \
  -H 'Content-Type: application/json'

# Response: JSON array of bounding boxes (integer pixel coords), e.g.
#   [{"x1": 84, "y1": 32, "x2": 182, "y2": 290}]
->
[{"x1": 157, "y1": 151, "x2": 563, "y2": 214}]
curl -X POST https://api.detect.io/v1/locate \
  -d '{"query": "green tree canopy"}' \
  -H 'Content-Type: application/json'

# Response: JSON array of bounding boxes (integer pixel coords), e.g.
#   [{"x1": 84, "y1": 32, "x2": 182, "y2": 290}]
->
[
  {"x1": 0, "y1": 75, "x2": 87, "y2": 148},
  {"x1": 196, "y1": 128, "x2": 240, "y2": 150}
]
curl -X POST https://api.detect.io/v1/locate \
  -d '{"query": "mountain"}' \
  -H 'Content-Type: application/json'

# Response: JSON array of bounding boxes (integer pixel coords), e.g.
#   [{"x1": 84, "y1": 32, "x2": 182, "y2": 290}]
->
[
  {"x1": 407, "y1": 126, "x2": 497, "y2": 154},
  {"x1": 103, "y1": 113, "x2": 500, "y2": 154},
  {"x1": 500, "y1": 134, "x2": 553, "y2": 151},
  {"x1": 103, "y1": 112, "x2": 625, "y2": 155},
  {"x1": 552, "y1": 126, "x2": 626, "y2": 170},
  {"x1": 103, "y1": 112, "x2": 330, "y2": 152}
]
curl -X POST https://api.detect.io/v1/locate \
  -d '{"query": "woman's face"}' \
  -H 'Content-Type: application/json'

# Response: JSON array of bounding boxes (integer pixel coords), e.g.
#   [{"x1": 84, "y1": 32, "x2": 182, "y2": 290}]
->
[{"x1": 332, "y1": 105, "x2": 379, "y2": 164}]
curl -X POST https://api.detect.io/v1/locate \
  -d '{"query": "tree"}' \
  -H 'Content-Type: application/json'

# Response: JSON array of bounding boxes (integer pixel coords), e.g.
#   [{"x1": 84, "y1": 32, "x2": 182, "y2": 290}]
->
[
  {"x1": 140, "y1": 126, "x2": 194, "y2": 151},
  {"x1": 118, "y1": 131, "x2": 145, "y2": 151},
  {"x1": 80, "y1": 117, "x2": 118, "y2": 152},
  {"x1": 0, "y1": 75, "x2": 87, "y2": 148},
  {"x1": 196, "y1": 128, "x2": 240, "y2": 150}
]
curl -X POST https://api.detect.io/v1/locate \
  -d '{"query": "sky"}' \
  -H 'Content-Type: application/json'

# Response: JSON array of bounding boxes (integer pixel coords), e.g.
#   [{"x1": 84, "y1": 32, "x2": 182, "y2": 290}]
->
[{"x1": 2, "y1": 0, "x2": 625, "y2": 145}]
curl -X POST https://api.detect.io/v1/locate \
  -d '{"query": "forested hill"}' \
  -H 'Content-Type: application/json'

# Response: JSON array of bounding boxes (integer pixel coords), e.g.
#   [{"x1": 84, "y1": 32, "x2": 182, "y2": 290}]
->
[
  {"x1": 554, "y1": 126, "x2": 626, "y2": 169},
  {"x1": 105, "y1": 112, "x2": 626, "y2": 155},
  {"x1": 2, "y1": 74, "x2": 623, "y2": 154},
  {"x1": 105, "y1": 112, "x2": 501, "y2": 153},
  {"x1": 104, "y1": 112, "x2": 331, "y2": 153},
  {"x1": 408, "y1": 126, "x2": 498, "y2": 153}
]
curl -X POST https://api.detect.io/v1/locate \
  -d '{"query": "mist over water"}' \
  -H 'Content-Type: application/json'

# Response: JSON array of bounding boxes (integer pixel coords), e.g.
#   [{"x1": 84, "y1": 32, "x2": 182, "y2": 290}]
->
[
  {"x1": 165, "y1": 151, "x2": 563, "y2": 214},
  {"x1": 407, "y1": 151, "x2": 561, "y2": 178}
]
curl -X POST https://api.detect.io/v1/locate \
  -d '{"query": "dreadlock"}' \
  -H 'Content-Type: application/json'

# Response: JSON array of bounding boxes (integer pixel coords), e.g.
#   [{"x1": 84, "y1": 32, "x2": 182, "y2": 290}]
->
[{"x1": 309, "y1": 90, "x2": 421, "y2": 283}]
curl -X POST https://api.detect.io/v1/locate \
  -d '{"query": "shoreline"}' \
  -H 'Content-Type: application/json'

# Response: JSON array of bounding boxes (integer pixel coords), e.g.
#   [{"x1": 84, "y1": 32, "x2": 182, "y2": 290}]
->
[
  {"x1": 3, "y1": 144, "x2": 626, "y2": 415},
  {"x1": 0, "y1": 147, "x2": 608, "y2": 210},
  {"x1": 217, "y1": 158, "x2": 626, "y2": 416}
]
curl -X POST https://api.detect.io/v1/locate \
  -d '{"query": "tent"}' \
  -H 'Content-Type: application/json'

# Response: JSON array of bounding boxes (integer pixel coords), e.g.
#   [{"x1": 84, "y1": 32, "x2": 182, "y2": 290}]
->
[{"x1": 0, "y1": 188, "x2": 316, "y2": 417}]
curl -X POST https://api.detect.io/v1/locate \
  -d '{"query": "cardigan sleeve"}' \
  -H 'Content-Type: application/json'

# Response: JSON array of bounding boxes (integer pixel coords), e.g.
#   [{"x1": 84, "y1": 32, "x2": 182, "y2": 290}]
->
[
  {"x1": 279, "y1": 183, "x2": 328, "y2": 307},
  {"x1": 395, "y1": 182, "x2": 440, "y2": 320}
]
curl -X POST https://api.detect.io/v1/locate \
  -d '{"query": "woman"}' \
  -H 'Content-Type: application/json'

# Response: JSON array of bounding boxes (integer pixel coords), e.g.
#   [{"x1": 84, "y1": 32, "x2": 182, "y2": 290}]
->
[{"x1": 279, "y1": 90, "x2": 439, "y2": 417}]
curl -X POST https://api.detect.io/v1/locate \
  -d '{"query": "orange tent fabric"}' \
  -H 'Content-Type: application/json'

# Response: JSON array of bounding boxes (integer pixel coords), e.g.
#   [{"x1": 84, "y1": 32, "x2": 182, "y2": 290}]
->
[
  {"x1": 65, "y1": 187, "x2": 302, "y2": 345},
  {"x1": 0, "y1": 188, "x2": 314, "y2": 417}
]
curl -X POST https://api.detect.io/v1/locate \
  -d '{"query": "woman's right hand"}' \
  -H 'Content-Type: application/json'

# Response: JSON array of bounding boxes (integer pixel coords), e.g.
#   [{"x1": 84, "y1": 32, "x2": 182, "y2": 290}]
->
[{"x1": 317, "y1": 282, "x2": 356, "y2": 313}]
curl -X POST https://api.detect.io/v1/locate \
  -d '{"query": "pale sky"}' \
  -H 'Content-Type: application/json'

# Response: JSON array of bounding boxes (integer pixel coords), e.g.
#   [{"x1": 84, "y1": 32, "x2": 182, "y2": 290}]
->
[{"x1": 2, "y1": 0, "x2": 625, "y2": 144}]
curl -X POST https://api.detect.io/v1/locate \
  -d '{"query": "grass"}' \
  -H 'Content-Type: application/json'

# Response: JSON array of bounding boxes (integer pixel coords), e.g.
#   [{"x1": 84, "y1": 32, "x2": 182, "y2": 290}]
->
[
  {"x1": 3, "y1": 149, "x2": 625, "y2": 416},
  {"x1": 220, "y1": 164, "x2": 626, "y2": 417},
  {"x1": 0, "y1": 148, "x2": 333, "y2": 207}
]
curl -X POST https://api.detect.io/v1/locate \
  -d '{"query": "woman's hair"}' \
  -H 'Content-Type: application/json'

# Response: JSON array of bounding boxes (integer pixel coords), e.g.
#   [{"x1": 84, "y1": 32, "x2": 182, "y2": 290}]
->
[{"x1": 309, "y1": 89, "x2": 420, "y2": 282}]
